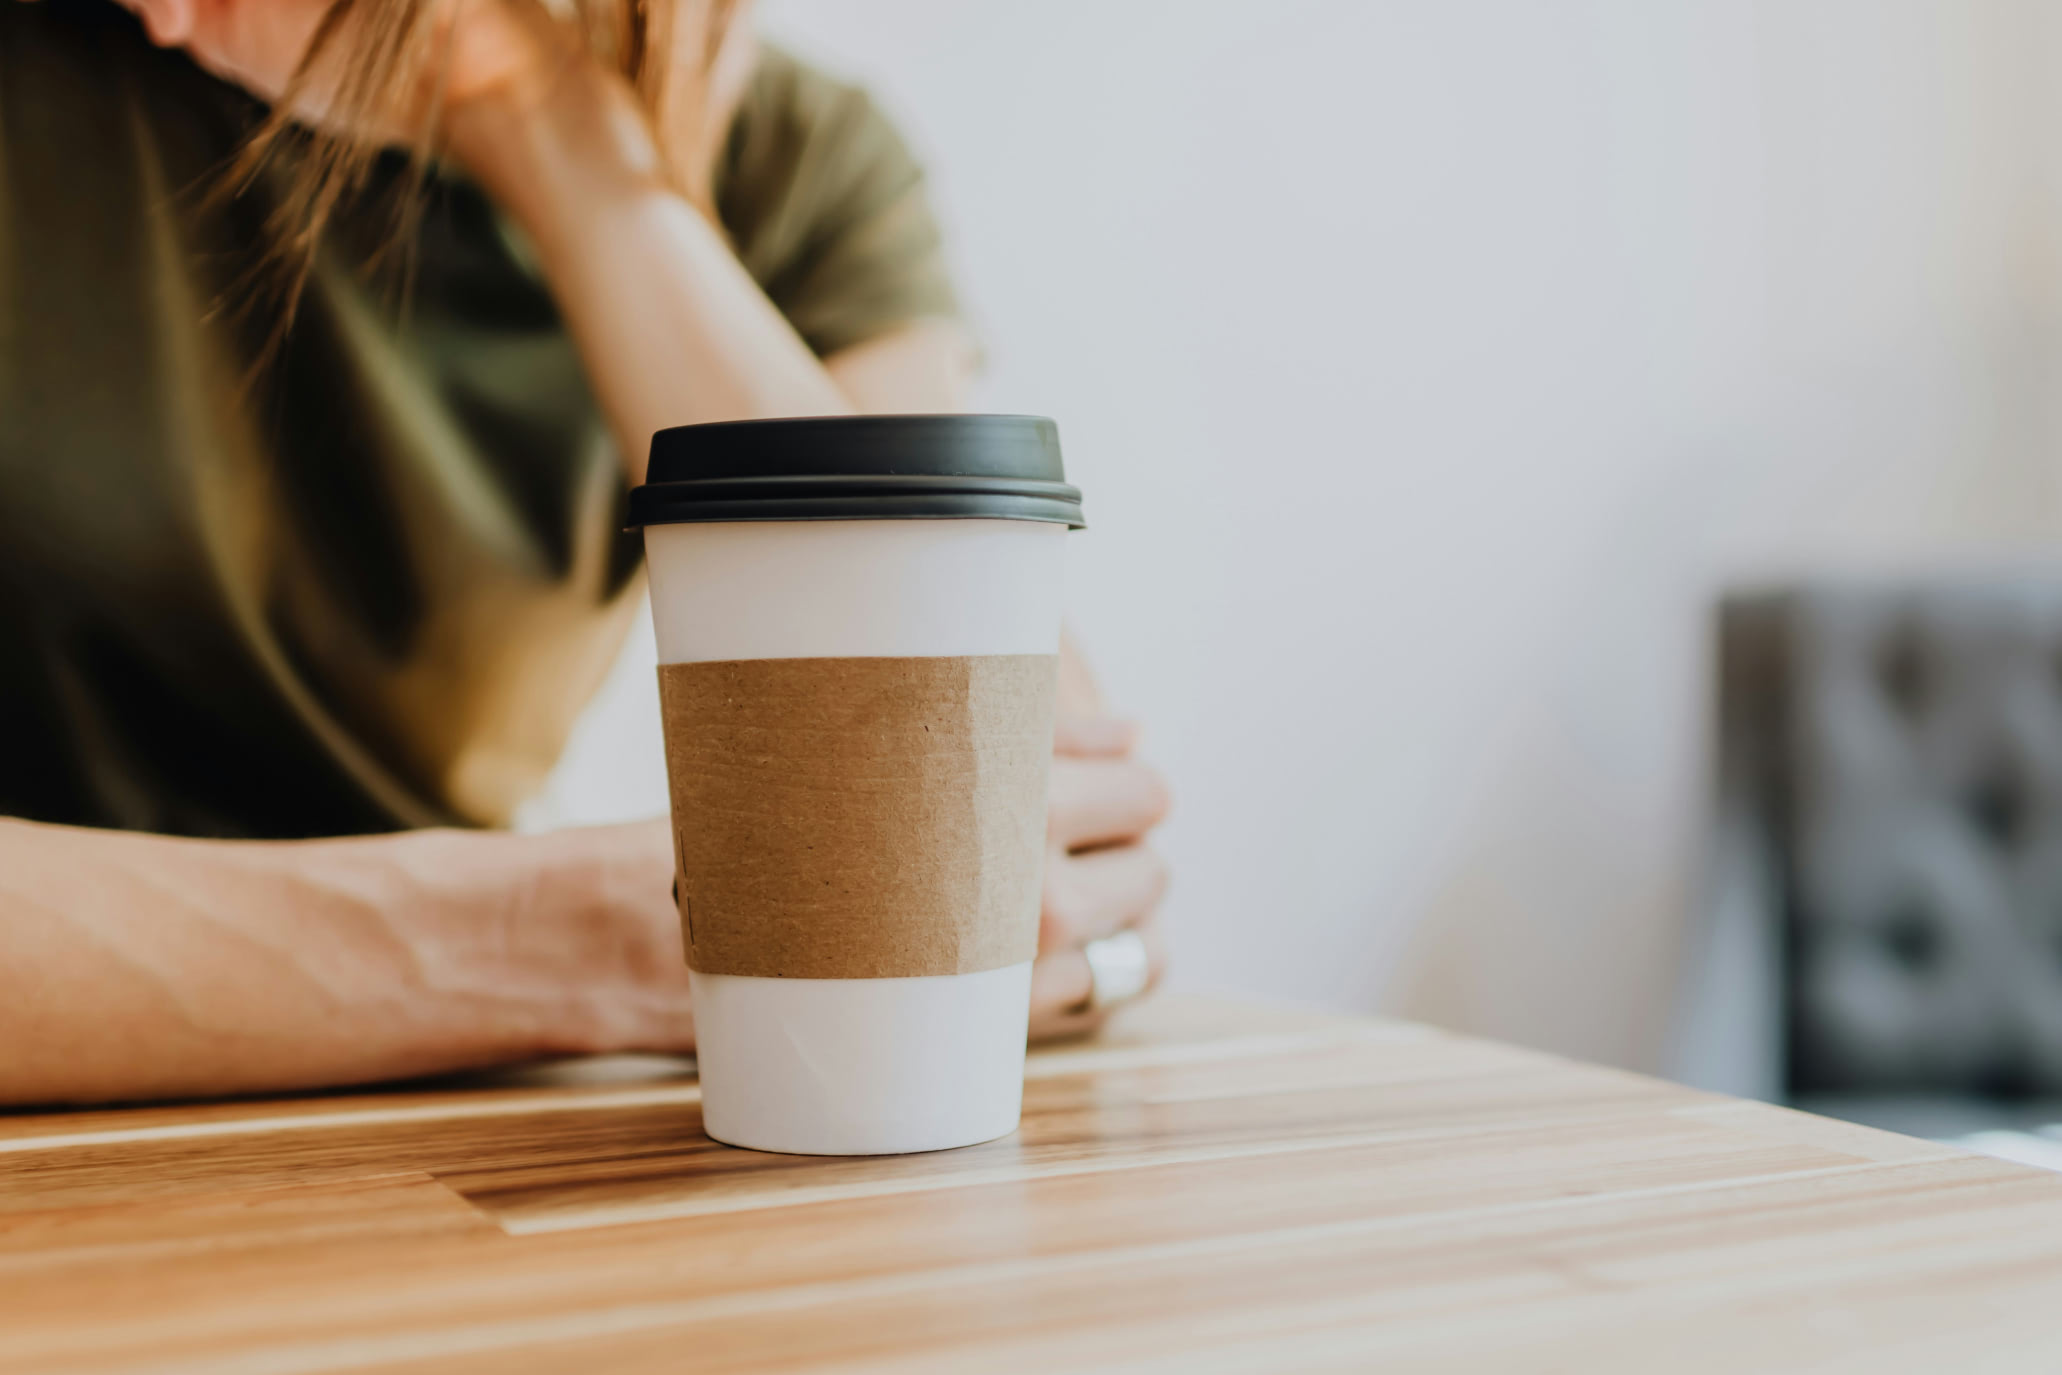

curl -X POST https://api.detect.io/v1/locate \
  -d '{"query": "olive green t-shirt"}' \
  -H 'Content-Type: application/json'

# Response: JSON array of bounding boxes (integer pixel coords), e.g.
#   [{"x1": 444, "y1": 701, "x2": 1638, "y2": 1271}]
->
[{"x1": 0, "y1": 2, "x2": 960, "y2": 838}]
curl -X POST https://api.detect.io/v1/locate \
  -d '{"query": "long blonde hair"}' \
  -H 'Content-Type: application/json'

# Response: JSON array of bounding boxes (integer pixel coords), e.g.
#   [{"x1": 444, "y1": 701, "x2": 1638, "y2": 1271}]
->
[{"x1": 220, "y1": 0, "x2": 736, "y2": 345}]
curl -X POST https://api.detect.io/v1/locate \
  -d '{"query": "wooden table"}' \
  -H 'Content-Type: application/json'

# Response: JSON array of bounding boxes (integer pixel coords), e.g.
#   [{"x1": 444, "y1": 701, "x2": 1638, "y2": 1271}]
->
[{"x1": 5, "y1": 993, "x2": 2062, "y2": 1373}]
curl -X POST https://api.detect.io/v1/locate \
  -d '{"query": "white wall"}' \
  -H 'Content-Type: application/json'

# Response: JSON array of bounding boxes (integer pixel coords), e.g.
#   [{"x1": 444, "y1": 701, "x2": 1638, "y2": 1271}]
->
[{"x1": 525, "y1": 0, "x2": 2062, "y2": 1071}]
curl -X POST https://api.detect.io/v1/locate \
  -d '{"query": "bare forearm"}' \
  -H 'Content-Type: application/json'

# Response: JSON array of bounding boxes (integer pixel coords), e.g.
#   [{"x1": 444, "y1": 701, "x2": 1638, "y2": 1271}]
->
[
  {"x1": 0, "y1": 820, "x2": 653, "y2": 1105},
  {"x1": 445, "y1": 64, "x2": 851, "y2": 479}
]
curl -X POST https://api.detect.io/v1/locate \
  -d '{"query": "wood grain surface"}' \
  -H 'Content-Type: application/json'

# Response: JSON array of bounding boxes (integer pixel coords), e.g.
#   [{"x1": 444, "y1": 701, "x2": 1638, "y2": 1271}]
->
[{"x1": 3, "y1": 993, "x2": 2060, "y2": 1373}]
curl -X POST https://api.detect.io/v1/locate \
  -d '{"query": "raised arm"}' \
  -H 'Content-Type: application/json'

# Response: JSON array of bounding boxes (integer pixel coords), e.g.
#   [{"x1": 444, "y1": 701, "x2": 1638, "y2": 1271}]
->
[{"x1": 438, "y1": 12, "x2": 974, "y2": 472}]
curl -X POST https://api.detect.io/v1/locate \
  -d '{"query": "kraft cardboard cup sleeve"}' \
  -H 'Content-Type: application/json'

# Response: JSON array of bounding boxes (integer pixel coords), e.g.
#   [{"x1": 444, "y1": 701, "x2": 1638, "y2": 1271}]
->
[{"x1": 627, "y1": 415, "x2": 1084, "y2": 1156}]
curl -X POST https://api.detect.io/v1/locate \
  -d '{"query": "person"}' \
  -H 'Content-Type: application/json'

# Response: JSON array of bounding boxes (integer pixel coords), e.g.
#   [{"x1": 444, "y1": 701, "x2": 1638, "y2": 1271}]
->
[{"x1": 0, "y1": 0, "x2": 1170, "y2": 1104}]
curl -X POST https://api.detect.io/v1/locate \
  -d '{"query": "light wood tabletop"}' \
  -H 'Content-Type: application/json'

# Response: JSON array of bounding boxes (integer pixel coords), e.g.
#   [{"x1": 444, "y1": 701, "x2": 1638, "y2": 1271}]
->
[{"x1": 5, "y1": 992, "x2": 2062, "y2": 1373}]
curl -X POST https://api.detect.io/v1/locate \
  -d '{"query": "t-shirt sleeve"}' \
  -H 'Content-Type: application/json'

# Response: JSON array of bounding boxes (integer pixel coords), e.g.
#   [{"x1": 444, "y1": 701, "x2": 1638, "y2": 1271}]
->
[{"x1": 718, "y1": 46, "x2": 963, "y2": 359}]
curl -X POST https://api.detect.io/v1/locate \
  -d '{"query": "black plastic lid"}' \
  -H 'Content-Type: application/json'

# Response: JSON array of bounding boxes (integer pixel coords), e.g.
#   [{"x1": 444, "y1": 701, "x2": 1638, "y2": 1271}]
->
[{"x1": 626, "y1": 415, "x2": 1084, "y2": 529}]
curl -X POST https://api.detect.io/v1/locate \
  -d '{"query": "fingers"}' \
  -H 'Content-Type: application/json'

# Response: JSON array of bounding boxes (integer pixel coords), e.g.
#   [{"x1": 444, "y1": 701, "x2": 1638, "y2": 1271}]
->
[
  {"x1": 574, "y1": 748, "x2": 1171, "y2": 1055},
  {"x1": 1040, "y1": 843, "x2": 1169, "y2": 952},
  {"x1": 1053, "y1": 714, "x2": 1140, "y2": 758},
  {"x1": 1047, "y1": 754, "x2": 1172, "y2": 853},
  {"x1": 1034, "y1": 731, "x2": 1172, "y2": 1044},
  {"x1": 1026, "y1": 912, "x2": 1170, "y2": 1044}
]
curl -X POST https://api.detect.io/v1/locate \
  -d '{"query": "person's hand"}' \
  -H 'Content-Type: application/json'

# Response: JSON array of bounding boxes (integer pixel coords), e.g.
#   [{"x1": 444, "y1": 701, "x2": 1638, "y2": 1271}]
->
[
  {"x1": 575, "y1": 733, "x2": 1172, "y2": 1047},
  {"x1": 516, "y1": 818, "x2": 697, "y2": 1056},
  {"x1": 567, "y1": 752, "x2": 1173, "y2": 1049},
  {"x1": 102, "y1": 0, "x2": 754, "y2": 204},
  {"x1": 104, "y1": 0, "x2": 561, "y2": 133},
  {"x1": 1027, "y1": 715, "x2": 1173, "y2": 1041}
]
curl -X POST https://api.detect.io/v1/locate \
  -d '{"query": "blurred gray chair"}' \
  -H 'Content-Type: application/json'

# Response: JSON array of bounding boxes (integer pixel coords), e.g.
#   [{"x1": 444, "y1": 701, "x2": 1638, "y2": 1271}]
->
[{"x1": 1674, "y1": 580, "x2": 2062, "y2": 1132}]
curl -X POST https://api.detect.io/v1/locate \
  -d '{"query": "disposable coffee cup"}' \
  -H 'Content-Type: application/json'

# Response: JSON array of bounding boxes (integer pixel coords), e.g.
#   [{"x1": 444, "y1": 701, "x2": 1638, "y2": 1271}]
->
[{"x1": 626, "y1": 415, "x2": 1084, "y2": 1156}]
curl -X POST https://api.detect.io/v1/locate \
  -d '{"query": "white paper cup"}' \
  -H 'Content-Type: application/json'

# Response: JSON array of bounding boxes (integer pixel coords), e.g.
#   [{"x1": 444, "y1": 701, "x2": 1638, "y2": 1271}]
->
[{"x1": 630, "y1": 417, "x2": 1082, "y2": 1156}]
